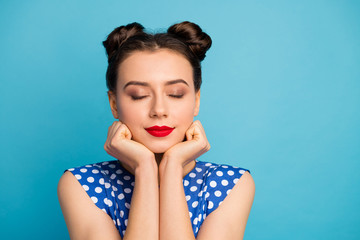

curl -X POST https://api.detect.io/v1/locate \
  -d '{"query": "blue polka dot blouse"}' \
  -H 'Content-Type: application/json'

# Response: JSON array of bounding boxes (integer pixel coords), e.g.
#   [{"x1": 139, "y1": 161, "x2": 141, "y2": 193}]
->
[{"x1": 65, "y1": 159, "x2": 250, "y2": 238}]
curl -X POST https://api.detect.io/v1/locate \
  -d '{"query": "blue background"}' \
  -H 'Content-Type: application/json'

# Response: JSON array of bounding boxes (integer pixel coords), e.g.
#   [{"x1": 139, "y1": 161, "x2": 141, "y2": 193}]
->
[{"x1": 0, "y1": 0, "x2": 359, "y2": 239}]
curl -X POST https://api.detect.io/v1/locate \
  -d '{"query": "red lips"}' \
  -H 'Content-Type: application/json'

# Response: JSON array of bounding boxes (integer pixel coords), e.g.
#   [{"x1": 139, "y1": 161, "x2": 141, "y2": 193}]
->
[{"x1": 145, "y1": 125, "x2": 175, "y2": 137}]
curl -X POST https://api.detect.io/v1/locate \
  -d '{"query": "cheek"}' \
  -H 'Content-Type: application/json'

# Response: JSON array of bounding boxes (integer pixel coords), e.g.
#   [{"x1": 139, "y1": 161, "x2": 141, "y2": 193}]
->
[
  {"x1": 117, "y1": 101, "x2": 143, "y2": 124},
  {"x1": 172, "y1": 100, "x2": 196, "y2": 126}
]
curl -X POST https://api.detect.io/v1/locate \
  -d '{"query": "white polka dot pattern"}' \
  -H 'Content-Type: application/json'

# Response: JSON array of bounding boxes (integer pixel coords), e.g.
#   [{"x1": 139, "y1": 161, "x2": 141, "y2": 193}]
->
[
  {"x1": 65, "y1": 160, "x2": 135, "y2": 239},
  {"x1": 181, "y1": 161, "x2": 249, "y2": 237},
  {"x1": 65, "y1": 159, "x2": 249, "y2": 239}
]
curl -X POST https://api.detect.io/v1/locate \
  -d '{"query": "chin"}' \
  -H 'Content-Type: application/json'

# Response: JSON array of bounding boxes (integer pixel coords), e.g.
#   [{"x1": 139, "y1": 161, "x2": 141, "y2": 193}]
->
[
  {"x1": 144, "y1": 139, "x2": 182, "y2": 154},
  {"x1": 135, "y1": 133, "x2": 186, "y2": 154},
  {"x1": 147, "y1": 144, "x2": 172, "y2": 154}
]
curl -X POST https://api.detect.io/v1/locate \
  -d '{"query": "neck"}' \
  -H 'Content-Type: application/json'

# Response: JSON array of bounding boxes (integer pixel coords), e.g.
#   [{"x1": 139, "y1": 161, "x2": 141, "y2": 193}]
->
[{"x1": 154, "y1": 153, "x2": 164, "y2": 166}]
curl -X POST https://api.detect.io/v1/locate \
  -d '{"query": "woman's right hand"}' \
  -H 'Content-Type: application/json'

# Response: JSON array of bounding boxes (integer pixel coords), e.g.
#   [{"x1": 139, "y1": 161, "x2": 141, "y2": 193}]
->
[{"x1": 104, "y1": 120, "x2": 156, "y2": 175}]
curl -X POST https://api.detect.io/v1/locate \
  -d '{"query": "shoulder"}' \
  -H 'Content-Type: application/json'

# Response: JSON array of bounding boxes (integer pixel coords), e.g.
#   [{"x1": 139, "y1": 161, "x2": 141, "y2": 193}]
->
[
  {"x1": 228, "y1": 171, "x2": 255, "y2": 206},
  {"x1": 196, "y1": 160, "x2": 250, "y2": 178},
  {"x1": 213, "y1": 170, "x2": 255, "y2": 226},
  {"x1": 198, "y1": 161, "x2": 252, "y2": 205},
  {"x1": 203, "y1": 160, "x2": 255, "y2": 206},
  {"x1": 61, "y1": 160, "x2": 132, "y2": 211},
  {"x1": 57, "y1": 163, "x2": 122, "y2": 239},
  {"x1": 195, "y1": 161, "x2": 255, "y2": 239}
]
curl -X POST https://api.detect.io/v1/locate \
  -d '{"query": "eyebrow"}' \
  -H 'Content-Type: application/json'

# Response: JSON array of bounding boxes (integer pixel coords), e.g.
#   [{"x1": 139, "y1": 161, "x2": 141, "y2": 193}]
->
[{"x1": 123, "y1": 79, "x2": 189, "y2": 90}]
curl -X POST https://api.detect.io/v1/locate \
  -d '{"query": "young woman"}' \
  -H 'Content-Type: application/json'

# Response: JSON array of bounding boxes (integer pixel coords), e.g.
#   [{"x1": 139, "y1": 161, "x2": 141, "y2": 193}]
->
[{"x1": 57, "y1": 21, "x2": 255, "y2": 240}]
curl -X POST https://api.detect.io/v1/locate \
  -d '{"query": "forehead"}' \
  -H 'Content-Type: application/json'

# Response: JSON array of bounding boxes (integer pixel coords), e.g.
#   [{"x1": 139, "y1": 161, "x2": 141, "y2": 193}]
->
[{"x1": 117, "y1": 49, "x2": 194, "y2": 87}]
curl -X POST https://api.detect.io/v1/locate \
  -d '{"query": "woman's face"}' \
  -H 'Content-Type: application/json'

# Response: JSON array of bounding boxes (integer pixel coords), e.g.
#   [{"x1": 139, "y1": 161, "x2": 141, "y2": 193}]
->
[{"x1": 108, "y1": 49, "x2": 200, "y2": 153}]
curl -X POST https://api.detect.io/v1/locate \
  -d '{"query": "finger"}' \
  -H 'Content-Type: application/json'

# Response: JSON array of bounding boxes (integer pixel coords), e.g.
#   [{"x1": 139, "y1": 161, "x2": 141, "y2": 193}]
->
[
  {"x1": 189, "y1": 121, "x2": 210, "y2": 151},
  {"x1": 186, "y1": 124, "x2": 202, "y2": 141},
  {"x1": 193, "y1": 120, "x2": 206, "y2": 135},
  {"x1": 185, "y1": 123, "x2": 197, "y2": 141},
  {"x1": 197, "y1": 124, "x2": 210, "y2": 151},
  {"x1": 105, "y1": 122, "x2": 118, "y2": 150},
  {"x1": 193, "y1": 120, "x2": 208, "y2": 142},
  {"x1": 106, "y1": 121, "x2": 119, "y2": 141},
  {"x1": 107, "y1": 121, "x2": 117, "y2": 135},
  {"x1": 121, "y1": 124, "x2": 132, "y2": 140},
  {"x1": 109, "y1": 121, "x2": 122, "y2": 140},
  {"x1": 115, "y1": 123, "x2": 132, "y2": 140}
]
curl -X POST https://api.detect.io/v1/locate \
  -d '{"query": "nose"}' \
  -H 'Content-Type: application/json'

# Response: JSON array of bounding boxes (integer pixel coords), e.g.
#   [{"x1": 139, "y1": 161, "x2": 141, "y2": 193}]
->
[{"x1": 149, "y1": 94, "x2": 168, "y2": 118}]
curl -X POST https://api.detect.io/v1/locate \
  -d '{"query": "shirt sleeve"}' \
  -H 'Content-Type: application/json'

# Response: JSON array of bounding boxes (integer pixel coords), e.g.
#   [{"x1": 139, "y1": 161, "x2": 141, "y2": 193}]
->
[
  {"x1": 204, "y1": 164, "x2": 250, "y2": 217},
  {"x1": 65, "y1": 164, "x2": 111, "y2": 212}
]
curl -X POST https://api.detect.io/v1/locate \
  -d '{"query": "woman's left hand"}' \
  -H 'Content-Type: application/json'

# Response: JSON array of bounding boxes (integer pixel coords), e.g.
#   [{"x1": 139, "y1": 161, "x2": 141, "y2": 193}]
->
[{"x1": 160, "y1": 120, "x2": 211, "y2": 172}]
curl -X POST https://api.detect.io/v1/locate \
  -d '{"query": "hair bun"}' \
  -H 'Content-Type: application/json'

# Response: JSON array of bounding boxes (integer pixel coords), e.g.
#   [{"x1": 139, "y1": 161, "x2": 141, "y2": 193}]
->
[
  {"x1": 167, "y1": 21, "x2": 212, "y2": 61},
  {"x1": 103, "y1": 22, "x2": 145, "y2": 63}
]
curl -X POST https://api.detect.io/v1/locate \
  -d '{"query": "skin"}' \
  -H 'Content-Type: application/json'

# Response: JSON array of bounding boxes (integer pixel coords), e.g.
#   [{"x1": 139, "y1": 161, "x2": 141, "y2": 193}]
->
[
  {"x1": 106, "y1": 49, "x2": 204, "y2": 179},
  {"x1": 58, "y1": 48, "x2": 255, "y2": 240}
]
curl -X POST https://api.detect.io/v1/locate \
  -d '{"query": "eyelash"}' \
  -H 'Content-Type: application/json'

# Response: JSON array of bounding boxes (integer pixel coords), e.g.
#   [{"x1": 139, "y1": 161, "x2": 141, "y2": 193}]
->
[
  {"x1": 131, "y1": 95, "x2": 184, "y2": 101},
  {"x1": 169, "y1": 94, "x2": 184, "y2": 99},
  {"x1": 131, "y1": 96, "x2": 147, "y2": 100}
]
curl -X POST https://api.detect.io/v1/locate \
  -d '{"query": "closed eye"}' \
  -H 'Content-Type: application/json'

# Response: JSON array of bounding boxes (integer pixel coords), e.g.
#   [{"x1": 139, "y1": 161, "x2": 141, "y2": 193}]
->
[
  {"x1": 169, "y1": 94, "x2": 183, "y2": 98},
  {"x1": 131, "y1": 95, "x2": 148, "y2": 100}
]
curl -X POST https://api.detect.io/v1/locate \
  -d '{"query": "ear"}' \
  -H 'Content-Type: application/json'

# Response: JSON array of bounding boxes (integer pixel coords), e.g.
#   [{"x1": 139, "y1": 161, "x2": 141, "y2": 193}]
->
[
  {"x1": 107, "y1": 91, "x2": 119, "y2": 119},
  {"x1": 193, "y1": 90, "x2": 201, "y2": 117}
]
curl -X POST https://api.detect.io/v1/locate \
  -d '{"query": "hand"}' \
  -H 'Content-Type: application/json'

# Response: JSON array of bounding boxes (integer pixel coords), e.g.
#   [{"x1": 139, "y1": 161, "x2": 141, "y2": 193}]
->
[
  {"x1": 160, "y1": 120, "x2": 210, "y2": 170},
  {"x1": 104, "y1": 120, "x2": 156, "y2": 174}
]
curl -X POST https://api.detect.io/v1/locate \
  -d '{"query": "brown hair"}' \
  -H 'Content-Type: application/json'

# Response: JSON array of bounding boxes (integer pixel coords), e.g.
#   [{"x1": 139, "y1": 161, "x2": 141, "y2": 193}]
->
[{"x1": 102, "y1": 21, "x2": 212, "y2": 94}]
